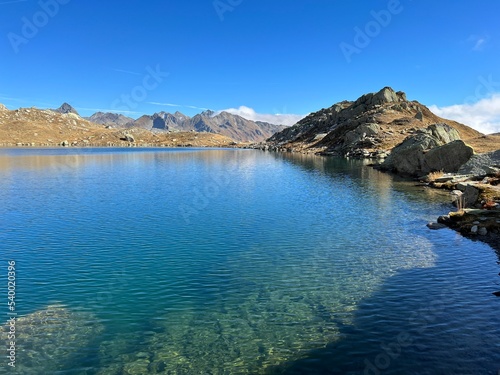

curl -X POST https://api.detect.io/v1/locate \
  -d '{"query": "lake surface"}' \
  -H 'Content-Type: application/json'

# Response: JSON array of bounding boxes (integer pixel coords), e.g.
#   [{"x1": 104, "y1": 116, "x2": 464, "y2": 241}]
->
[{"x1": 0, "y1": 148, "x2": 499, "y2": 375}]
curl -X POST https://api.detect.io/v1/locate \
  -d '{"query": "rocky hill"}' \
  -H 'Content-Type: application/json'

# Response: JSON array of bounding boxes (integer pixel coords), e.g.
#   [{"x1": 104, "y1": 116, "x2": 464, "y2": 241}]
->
[
  {"x1": 266, "y1": 87, "x2": 493, "y2": 155},
  {"x1": 0, "y1": 106, "x2": 234, "y2": 148}
]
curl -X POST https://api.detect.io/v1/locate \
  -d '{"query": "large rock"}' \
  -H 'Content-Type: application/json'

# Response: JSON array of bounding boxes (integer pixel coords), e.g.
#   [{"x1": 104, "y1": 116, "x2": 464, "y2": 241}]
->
[
  {"x1": 381, "y1": 124, "x2": 466, "y2": 175},
  {"x1": 122, "y1": 133, "x2": 135, "y2": 142},
  {"x1": 0, "y1": 103, "x2": 7, "y2": 111},
  {"x1": 458, "y1": 150, "x2": 500, "y2": 176},
  {"x1": 0, "y1": 305, "x2": 103, "y2": 373},
  {"x1": 423, "y1": 140, "x2": 474, "y2": 174}
]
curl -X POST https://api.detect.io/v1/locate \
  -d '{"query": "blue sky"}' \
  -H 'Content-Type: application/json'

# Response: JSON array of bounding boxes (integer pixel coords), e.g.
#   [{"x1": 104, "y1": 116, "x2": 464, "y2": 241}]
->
[{"x1": 1, "y1": 0, "x2": 500, "y2": 132}]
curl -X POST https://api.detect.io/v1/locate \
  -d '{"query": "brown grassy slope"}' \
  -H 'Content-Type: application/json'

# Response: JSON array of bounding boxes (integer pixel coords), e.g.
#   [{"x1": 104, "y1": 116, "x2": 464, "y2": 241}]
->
[
  {"x1": 463, "y1": 134, "x2": 500, "y2": 154},
  {"x1": 0, "y1": 107, "x2": 235, "y2": 147}
]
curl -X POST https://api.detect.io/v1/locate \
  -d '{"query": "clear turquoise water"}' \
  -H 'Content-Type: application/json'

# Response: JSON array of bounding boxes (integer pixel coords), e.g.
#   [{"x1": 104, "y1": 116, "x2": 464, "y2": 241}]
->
[{"x1": 0, "y1": 148, "x2": 499, "y2": 374}]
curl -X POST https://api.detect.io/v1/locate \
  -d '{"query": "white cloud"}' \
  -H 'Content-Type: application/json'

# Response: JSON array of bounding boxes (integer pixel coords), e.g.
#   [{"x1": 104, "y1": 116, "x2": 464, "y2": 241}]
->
[
  {"x1": 113, "y1": 69, "x2": 142, "y2": 76},
  {"x1": 218, "y1": 106, "x2": 305, "y2": 126},
  {"x1": 429, "y1": 94, "x2": 500, "y2": 135},
  {"x1": 467, "y1": 34, "x2": 488, "y2": 51},
  {"x1": 147, "y1": 102, "x2": 209, "y2": 111},
  {"x1": 77, "y1": 107, "x2": 141, "y2": 115}
]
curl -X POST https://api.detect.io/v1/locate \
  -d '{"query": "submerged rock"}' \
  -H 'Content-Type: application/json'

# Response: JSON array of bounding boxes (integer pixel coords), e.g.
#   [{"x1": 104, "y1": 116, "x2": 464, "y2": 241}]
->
[{"x1": 0, "y1": 304, "x2": 103, "y2": 374}]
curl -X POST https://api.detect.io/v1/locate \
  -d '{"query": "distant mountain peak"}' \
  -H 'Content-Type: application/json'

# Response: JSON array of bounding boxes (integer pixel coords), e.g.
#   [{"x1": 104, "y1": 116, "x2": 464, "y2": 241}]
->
[
  {"x1": 174, "y1": 111, "x2": 188, "y2": 118},
  {"x1": 86, "y1": 112, "x2": 134, "y2": 127},
  {"x1": 201, "y1": 110, "x2": 215, "y2": 117},
  {"x1": 53, "y1": 103, "x2": 79, "y2": 116}
]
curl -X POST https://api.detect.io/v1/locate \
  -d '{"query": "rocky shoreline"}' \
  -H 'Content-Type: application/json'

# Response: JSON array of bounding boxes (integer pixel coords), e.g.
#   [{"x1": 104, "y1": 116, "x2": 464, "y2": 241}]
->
[{"x1": 258, "y1": 120, "x2": 500, "y2": 253}]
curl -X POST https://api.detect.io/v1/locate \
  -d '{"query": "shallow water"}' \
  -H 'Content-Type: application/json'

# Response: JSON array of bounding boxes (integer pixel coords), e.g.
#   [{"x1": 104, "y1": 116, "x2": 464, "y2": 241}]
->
[{"x1": 0, "y1": 148, "x2": 499, "y2": 374}]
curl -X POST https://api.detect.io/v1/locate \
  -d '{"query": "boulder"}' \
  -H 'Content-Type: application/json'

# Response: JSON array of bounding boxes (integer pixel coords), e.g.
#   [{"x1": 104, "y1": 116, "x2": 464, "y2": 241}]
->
[
  {"x1": 422, "y1": 140, "x2": 474, "y2": 174},
  {"x1": 427, "y1": 222, "x2": 448, "y2": 230},
  {"x1": 61, "y1": 140, "x2": 69, "y2": 147},
  {"x1": 478, "y1": 227, "x2": 488, "y2": 236},
  {"x1": 381, "y1": 124, "x2": 464, "y2": 176},
  {"x1": 458, "y1": 150, "x2": 500, "y2": 176},
  {"x1": 123, "y1": 134, "x2": 135, "y2": 142}
]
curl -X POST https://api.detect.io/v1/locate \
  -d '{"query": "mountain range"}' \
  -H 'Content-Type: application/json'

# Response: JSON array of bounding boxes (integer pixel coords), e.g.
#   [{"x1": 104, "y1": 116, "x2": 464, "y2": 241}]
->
[
  {"x1": 85, "y1": 109, "x2": 287, "y2": 143},
  {"x1": 1, "y1": 89, "x2": 498, "y2": 153}
]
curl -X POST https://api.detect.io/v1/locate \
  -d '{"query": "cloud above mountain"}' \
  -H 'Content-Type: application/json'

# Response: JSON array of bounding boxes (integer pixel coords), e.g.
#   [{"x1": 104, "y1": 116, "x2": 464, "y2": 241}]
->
[
  {"x1": 219, "y1": 106, "x2": 306, "y2": 126},
  {"x1": 429, "y1": 95, "x2": 500, "y2": 135}
]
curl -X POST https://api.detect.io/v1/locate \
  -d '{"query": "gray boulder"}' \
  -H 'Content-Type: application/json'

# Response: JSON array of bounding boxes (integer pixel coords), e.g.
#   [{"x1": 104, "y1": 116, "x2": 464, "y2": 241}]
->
[
  {"x1": 423, "y1": 140, "x2": 474, "y2": 174},
  {"x1": 381, "y1": 124, "x2": 467, "y2": 175},
  {"x1": 456, "y1": 183, "x2": 481, "y2": 208},
  {"x1": 123, "y1": 134, "x2": 135, "y2": 142},
  {"x1": 458, "y1": 150, "x2": 500, "y2": 176}
]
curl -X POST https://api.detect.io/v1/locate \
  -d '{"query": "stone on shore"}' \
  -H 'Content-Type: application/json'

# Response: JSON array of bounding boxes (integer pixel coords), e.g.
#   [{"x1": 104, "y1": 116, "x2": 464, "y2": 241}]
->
[
  {"x1": 458, "y1": 150, "x2": 500, "y2": 176},
  {"x1": 427, "y1": 222, "x2": 448, "y2": 230},
  {"x1": 381, "y1": 124, "x2": 470, "y2": 176},
  {"x1": 423, "y1": 140, "x2": 474, "y2": 174}
]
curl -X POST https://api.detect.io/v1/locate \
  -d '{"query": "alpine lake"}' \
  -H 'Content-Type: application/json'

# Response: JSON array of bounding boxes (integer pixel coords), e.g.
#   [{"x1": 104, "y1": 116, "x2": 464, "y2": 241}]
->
[{"x1": 1, "y1": 148, "x2": 499, "y2": 375}]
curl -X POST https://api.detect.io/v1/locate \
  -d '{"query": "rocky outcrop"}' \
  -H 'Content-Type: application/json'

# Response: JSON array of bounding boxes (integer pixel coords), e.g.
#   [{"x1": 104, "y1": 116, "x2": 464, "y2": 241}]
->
[
  {"x1": 343, "y1": 123, "x2": 380, "y2": 148},
  {"x1": 437, "y1": 209, "x2": 500, "y2": 251},
  {"x1": 381, "y1": 124, "x2": 473, "y2": 176},
  {"x1": 458, "y1": 150, "x2": 500, "y2": 176},
  {"x1": 0, "y1": 103, "x2": 7, "y2": 111}
]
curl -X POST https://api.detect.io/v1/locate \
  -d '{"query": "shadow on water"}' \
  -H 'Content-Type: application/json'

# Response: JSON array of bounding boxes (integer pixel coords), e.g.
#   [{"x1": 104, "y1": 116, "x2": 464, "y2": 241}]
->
[
  {"x1": 262, "y1": 152, "x2": 500, "y2": 375},
  {"x1": 265, "y1": 249, "x2": 500, "y2": 375}
]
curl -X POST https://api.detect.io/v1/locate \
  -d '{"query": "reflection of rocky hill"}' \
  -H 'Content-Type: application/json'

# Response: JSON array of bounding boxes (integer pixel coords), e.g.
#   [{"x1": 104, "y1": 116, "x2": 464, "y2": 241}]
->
[{"x1": 267, "y1": 87, "x2": 489, "y2": 156}]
